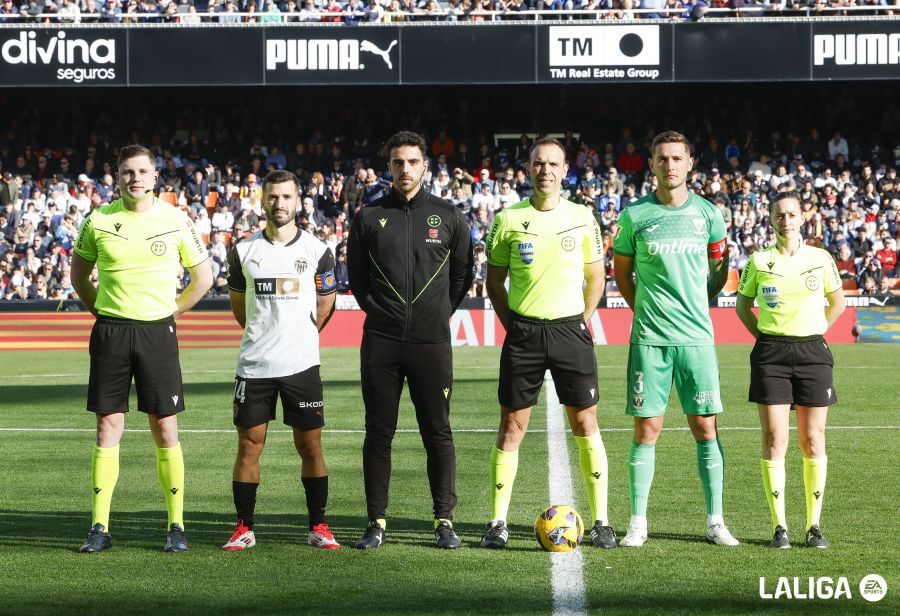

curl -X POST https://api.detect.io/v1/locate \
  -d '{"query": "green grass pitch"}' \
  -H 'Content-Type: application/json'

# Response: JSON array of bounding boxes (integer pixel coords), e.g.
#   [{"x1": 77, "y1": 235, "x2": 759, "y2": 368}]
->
[{"x1": 1, "y1": 345, "x2": 897, "y2": 615}]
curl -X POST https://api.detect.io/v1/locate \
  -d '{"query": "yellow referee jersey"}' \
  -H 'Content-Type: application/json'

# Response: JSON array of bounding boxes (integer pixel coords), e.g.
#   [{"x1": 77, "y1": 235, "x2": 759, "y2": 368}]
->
[
  {"x1": 74, "y1": 199, "x2": 209, "y2": 321},
  {"x1": 737, "y1": 243, "x2": 841, "y2": 337},
  {"x1": 486, "y1": 198, "x2": 603, "y2": 320}
]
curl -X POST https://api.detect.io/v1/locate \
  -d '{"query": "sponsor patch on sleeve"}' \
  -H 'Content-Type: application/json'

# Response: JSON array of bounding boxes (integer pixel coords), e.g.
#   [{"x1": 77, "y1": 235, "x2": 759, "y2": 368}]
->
[{"x1": 315, "y1": 269, "x2": 337, "y2": 293}]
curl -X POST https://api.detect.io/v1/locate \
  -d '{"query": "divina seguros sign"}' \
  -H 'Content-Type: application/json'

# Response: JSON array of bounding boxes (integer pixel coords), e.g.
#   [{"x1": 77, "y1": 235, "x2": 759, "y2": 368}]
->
[{"x1": 0, "y1": 30, "x2": 125, "y2": 85}]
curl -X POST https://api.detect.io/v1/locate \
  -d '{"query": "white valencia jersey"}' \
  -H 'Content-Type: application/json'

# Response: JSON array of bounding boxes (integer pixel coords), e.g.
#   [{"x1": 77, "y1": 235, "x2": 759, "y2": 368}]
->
[{"x1": 227, "y1": 228, "x2": 336, "y2": 378}]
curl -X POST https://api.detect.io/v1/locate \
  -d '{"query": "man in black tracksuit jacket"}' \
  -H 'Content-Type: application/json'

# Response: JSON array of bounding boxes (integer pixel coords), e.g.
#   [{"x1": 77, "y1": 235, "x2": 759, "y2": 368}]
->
[{"x1": 347, "y1": 131, "x2": 473, "y2": 550}]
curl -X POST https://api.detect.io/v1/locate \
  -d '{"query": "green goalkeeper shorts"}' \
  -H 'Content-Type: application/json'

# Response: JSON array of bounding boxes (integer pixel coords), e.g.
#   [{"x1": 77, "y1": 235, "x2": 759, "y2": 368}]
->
[{"x1": 625, "y1": 344, "x2": 723, "y2": 417}]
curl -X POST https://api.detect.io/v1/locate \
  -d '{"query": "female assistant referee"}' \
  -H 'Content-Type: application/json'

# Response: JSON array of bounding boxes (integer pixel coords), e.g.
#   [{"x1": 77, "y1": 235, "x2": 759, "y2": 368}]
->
[{"x1": 735, "y1": 191, "x2": 845, "y2": 549}]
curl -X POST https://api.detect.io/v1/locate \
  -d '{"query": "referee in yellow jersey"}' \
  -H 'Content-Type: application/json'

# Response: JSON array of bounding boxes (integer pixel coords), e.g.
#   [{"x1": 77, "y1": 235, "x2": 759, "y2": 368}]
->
[
  {"x1": 736, "y1": 191, "x2": 845, "y2": 549},
  {"x1": 71, "y1": 145, "x2": 213, "y2": 553},
  {"x1": 480, "y1": 138, "x2": 616, "y2": 549}
]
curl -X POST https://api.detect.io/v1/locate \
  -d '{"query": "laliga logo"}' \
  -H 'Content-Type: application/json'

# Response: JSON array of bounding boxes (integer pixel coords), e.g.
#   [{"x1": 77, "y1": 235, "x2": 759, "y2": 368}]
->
[
  {"x1": 0, "y1": 32, "x2": 116, "y2": 83},
  {"x1": 759, "y1": 574, "x2": 888, "y2": 602},
  {"x1": 267, "y1": 38, "x2": 398, "y2": 71}
]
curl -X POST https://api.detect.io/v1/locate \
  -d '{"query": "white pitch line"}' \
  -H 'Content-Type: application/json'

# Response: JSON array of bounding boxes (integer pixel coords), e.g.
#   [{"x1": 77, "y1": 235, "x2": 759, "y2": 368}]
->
[
  {"x1": 1, "y1": 426, "x2": 898, "y2": 434},
  {"x1": 545, "y1": 371, "x2": 588, "y2": 616}
]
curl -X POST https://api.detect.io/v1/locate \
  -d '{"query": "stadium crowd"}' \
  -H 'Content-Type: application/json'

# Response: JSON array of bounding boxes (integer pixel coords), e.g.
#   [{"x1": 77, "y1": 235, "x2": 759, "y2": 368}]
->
[
  {"x1": 0, "y1": 0, "x2": 894, "y2": 23},
  {"x1": 1, "y1": 110, "x2": 898, "y2": 302}
]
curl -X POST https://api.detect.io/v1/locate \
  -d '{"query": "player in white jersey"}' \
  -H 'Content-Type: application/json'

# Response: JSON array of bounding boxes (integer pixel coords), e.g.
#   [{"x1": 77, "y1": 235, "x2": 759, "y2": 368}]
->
[{"x1": 222, "y1": 170, "x2": 341, "y2": 551}]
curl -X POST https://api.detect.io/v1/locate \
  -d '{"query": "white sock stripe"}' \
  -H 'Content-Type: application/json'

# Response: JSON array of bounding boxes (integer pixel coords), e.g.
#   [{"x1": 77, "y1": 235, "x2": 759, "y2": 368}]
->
[{"x1": 545, "y1": 371, "x2": 587, "y2": 616}]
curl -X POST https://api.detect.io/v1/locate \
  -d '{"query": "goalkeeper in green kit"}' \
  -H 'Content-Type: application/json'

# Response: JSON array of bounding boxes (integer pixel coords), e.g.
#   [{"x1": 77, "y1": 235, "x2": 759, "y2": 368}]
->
[{"x1": 613, "y1": 131, "x2": 738, "y2": 547}]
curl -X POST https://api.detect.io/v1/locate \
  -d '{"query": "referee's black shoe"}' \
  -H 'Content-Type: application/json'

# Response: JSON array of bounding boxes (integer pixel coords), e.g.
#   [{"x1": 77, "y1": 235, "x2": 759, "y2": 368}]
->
[
  {"x1": 769, "y1": 525, "x2": 790, "y2": 549},
  {"x1": 805, "y1": 525, "x2": 830, "y2": 549},
  {"x1": 164, "y1": 523, "x2": 188, "y2": 553},
  {"x1": 434, "y1": 520, "x2": 461, "y2": 549},
  {"x1": 480, "y1": 520, "x2": 509, "y2": 549},
  {"x1": 353, "y1": 520, "x2": 385, "y2": 549},
  {"x1": 79, "y1": 523, "x2": 111, "y2": 553},
  {"x1": 589, "y1": 521, "x2": 618, "y2": 549}
]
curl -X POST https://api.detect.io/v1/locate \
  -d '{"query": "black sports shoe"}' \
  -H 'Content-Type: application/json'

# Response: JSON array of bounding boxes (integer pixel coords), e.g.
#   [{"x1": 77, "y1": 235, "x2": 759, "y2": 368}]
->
[
  {"x1": 164, "y1": 523, "x2": 188, "y2": 552},
  {"x1": 79, "y1": 523, "x2": 111, "y2": 553},
  {"x1": 589, "y1": 521, "x2": 618, "y2": 549},
  {"x1": 769, "y1": 525, "x2": 790, "y2": 549},
  {"x1": 353, "y1": 520, "x2": 385, "y2": 549},
  {"x1": 434, "y1": 520, "x2": 461, "y2": 549},
  {"x1": 805, "y1": 525, "x2": 830, "y2": 548},
  {"x1": 480, "y1": 520, "x2": 509, "y2": 549}
]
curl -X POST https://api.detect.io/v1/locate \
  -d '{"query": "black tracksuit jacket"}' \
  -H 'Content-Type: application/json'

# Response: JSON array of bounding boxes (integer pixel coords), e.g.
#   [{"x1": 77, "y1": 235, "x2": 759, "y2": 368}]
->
[{"x1": 347, "y1": 188, "x2": 474, "y2": 343}]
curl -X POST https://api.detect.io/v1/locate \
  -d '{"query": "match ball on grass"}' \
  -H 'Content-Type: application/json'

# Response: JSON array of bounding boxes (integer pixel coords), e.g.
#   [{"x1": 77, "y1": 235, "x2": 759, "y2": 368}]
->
[{"x1": 534, "y1": 505, "x2": 583, "y2": 552}]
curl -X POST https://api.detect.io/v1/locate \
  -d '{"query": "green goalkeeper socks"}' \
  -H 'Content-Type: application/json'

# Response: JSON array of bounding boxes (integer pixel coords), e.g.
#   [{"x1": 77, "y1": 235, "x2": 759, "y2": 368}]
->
[
  {"x1": 490, "y1": 447, "x2": 518, "y2": 522},
  {"x1": 156, "y1": 443, "x2": 185, "y2": 529},
  {"x1": 628, "y1": 441, "x2": 656, "y2": 517},
  {"x1": 91, "y1": 444, "x2": 120, "y2": 529},
  {"x1": 574, "y1": 432, "x2": 609, "y2": 525},
  {"x1": 696, "y1": 439, "x2": 724, "y2": 517}
]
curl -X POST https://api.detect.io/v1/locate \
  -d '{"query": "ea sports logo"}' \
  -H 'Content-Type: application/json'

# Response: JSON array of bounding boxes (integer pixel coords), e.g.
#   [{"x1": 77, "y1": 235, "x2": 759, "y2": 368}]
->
[
  {"x1": 151, "y1": 241, "x2": 166, "y2": 256},
  {"x1": 860, "y1": 574, "x2": 887, "y2": 602}
]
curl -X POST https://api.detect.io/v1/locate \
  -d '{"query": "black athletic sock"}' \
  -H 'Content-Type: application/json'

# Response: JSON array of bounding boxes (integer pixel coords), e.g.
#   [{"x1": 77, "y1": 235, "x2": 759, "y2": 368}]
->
[
  {"x1": 302, "y1": 476, "x2": 328, "y2": 529},
  {"x1": 232, "y1": 481, "x2": 259, "y2": 529}
]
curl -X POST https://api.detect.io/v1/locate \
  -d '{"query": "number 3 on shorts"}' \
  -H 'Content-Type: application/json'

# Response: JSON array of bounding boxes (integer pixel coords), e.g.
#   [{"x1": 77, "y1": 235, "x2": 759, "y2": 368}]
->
[{"x1": 633, "y1": 371, "x2": 644, "y2": 395}]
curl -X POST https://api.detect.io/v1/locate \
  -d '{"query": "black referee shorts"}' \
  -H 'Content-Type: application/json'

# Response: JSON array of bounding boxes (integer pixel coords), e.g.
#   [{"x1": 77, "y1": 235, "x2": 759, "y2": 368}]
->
[
  {"x1": 498, "y1": 313, "x2": 599, "y2": 410},
  {"x1": 749, "y1": 334, "x2": 837, "y2": 407},
  {"x1": 87, "y1": 315, "x2": 185, "y2": 415}
]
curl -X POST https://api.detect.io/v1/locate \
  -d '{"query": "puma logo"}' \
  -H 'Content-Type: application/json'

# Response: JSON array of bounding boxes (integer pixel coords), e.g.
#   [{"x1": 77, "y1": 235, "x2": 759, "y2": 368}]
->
[
  {"x1": 250, "y1": 257, "x2": 262, "y2": 267},
  {"x1": 645, "y1": 224, "x2": 659, "y2": 233},
  {"x1": 360, "y1": 40, "x2": 398, "y2": 70}
]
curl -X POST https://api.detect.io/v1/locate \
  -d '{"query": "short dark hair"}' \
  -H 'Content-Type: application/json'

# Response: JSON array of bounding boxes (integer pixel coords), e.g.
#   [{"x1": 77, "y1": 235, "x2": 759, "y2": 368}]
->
[
  {"x1": 650, "y1": 131, "x2": 692, "y2": 156},
  {"x1": 529, "y1": 138, "x2": 566, "y2": 160},
  {"x1": 117, "y1": 144, "x2": 154, "y2": 168},
  {"x1": 770, "y1": 190, "x2": 801, "y2": 212},
  {"x1": 262, "y1": 169, "x2": 301, "y2": 193},
  {"x1": 386, "y1": 131, "x2": 427, "y2": 157}
]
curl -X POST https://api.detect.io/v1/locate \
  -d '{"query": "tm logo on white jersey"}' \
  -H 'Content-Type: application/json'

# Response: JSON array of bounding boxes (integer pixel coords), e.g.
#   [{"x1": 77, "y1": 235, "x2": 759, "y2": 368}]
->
[{"x1": 267, "y1": 38, "x2": 398, "y2": 71}]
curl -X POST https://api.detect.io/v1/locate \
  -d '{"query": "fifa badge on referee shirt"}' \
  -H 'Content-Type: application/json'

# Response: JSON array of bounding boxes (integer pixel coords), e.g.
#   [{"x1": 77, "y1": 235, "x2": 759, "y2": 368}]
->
[{"x1": 517, "y1": 242, "x2": 535, "y2": 265}]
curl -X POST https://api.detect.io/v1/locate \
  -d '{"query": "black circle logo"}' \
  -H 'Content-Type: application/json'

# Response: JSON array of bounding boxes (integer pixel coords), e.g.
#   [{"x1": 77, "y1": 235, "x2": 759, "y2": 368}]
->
[
  {"x1": 619, "y1": 33, "x2": 644, "y2": 58},
  {"x1": 561, "y1": 236, "x2": 576, "y2": 251},
  {"x1": 151, "y1": 241, "x2": 166, "y2": 256}
]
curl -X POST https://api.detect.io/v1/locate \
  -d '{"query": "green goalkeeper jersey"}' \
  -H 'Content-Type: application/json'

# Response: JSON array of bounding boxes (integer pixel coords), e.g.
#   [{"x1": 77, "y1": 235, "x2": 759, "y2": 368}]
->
[{"x1": 613, "y1": 192, "x2": 727, "y2": 346}]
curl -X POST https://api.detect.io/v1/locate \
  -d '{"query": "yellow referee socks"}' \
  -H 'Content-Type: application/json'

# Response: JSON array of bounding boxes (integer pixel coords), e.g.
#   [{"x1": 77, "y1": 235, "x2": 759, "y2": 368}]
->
[
  {"x1": 156, "y1": 443, "x2": 185, "y2": 529},
  {"x1": 803, "y1": 457, "x2": 827, "y2": 530},
  {"x1": 91, "y1": 445, "x2": 120, "y2": 529},
  {"x1": 575, "y1": 432, "x2": 609, "y2": 526},
  {"x1": 761, "y1": 459, "x2": 787, "y2": 531},
  {"x1": 490, "y1": 447, "x2": 519, "y2": 522}
]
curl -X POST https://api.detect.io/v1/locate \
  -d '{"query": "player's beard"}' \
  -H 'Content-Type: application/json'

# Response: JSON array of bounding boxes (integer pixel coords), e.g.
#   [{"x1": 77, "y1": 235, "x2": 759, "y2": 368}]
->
[{"x1": 269, "y1": 208, "x2": 295, "y2": 228}]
